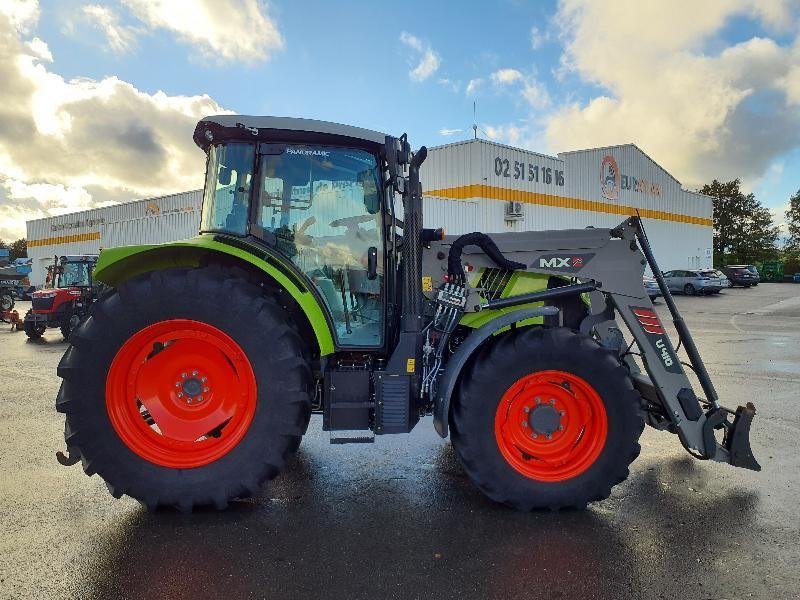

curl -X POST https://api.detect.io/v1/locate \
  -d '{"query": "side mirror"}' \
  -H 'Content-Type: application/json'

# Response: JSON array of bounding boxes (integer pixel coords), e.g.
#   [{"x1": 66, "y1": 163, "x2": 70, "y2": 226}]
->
[{"x1": 367, "y1": 247, "x2": 378, "y2": 280}]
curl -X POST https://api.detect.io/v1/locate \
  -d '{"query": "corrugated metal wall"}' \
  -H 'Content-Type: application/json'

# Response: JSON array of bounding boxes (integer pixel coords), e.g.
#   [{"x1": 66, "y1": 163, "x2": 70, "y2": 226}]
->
[{"x1": 27, "y1": 190, "x2": 202, "y2": 286}]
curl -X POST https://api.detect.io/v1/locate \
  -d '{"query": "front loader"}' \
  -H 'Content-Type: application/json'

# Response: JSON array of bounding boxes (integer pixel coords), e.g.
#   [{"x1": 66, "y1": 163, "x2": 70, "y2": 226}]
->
[{"x1": 55, "y1": 115, "x2": 759, "y2": 511}]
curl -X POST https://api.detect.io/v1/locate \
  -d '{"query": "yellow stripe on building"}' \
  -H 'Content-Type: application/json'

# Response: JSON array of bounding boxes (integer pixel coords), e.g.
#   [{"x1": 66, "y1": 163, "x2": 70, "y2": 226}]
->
[
  {"x1": 426, "y1": 184, "x2": 713, "y2": 227},
  {"x1": 28, "y1": 231, "x2": 101, "y2": 248}
]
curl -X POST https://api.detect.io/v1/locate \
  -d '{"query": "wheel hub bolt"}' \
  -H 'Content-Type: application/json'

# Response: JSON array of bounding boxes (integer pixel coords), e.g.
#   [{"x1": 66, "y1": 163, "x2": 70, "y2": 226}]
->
[
  {"x1": 197, "y1": 396, "x2": 204, "y2": 402},
  {"x1": 177, "y1": 392, "x2": 183, "y2": 398},
  {"x1": 203, "y1": 387, "x2": 209, "y2": 393},
  {"x1": 546, "y1": 434, "x2": 552, "y2": 440},
  {"x1": 521, "y1": 421, "x2": 528, "y2": 427},
  {"x1": 549, "y1": 399, "x2": 556, "y2": 405},
  {"x1": 192, "y1": 370, "x2": 198, "y2": 376},
  {"x1": 531, "y1": 432, "x2": 538, "y2": 439},
  {"x1": 535, "y1": 397, "x2": 541, "y2": 404},
  {"x1": 523, "y1": 406, "x2": 531, "y2": 414},
  {"x1": 558, "y1": 425, "x2": 564, "y2": 431},
  {"x1": 181, "y1": 373, "x2": 187, "y2": 379}
]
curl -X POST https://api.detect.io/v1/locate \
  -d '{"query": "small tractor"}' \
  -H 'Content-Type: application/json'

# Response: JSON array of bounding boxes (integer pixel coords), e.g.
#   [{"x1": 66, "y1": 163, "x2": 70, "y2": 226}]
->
[
  {"x1": 55, "y1": 116, "x2": 759, "y2": 512},
  {"x1": 25, "y1": 254, "x2": 100, "y2": 340}
]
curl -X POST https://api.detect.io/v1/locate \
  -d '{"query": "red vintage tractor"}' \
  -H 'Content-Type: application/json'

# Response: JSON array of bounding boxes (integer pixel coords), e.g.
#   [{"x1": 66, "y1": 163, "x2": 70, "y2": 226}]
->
[{"x1": 24, "y1": 255, "x2": 101, "y2": 340}]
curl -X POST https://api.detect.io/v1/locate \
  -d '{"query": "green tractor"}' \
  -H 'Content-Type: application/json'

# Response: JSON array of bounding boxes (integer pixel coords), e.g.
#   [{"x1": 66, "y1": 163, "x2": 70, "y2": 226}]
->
[{"x1": 55, "y1": 116, "x2": 759, "y2": 511}]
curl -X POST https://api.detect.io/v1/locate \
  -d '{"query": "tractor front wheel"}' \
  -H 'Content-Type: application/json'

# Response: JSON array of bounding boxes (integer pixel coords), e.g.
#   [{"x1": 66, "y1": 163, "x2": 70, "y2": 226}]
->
[
  {"x1": 23, "y1": 313, "x2": 45, "y2": 339},
  {"x1": 451, "y1": 327, "x2": 644, "y2": 510},
  {"x1": 56, "y1": 266, "x2": 313, "y2": 511}
]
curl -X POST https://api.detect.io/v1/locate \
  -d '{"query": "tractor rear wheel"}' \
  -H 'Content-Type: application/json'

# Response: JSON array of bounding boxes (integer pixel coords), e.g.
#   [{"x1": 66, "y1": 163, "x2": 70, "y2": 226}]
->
[
  {"x1": 60, "y1": 312, "x2": 82, "y2": 340},
  {"x1": 451, "y1": 327, "x2": 644, "y2": 510},
  {"x1": 56, "y1": 266, "x2": 313, "y2": 511}
]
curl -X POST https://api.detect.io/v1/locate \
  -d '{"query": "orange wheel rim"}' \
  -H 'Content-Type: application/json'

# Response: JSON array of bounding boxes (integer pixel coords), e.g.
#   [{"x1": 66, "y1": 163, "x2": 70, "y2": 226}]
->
[
  {"x1": 494, "y1": 370, "x2": 607, "y2": 482},
  {"x1": 106, "y1": 319, "x2": 257, "y2": 468}
]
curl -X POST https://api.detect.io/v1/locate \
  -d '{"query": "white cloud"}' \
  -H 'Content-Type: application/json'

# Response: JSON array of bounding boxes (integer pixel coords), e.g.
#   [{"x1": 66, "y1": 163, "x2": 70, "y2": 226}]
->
[
  {"x1": 530, "y1": 26, "x2": 547, "y2": 50},
  {"x1": 82, "y1": 4, "x2": 138, "y2": 54},
  {"x1": 0, "y1": 9, "x2": 229, "y2": 239},
  {"x1": 438, "y1": 77, "x2": 460, "y2": 93},
  {"x1": 483, "y1": 124, "x2": 525, "y2": 147},
  {"x1": 489, "y1": 68, "x2": 551, "y2": 110},
  {"x1": 491, "y1": 68, "x2": 523, "y2": 85},
  {"x1": 465, "y1": 78, "x2": 483, "y2": 96},
  {"x1": 545, "y1": 0, "x2": 800, "y2": 188},
  {"x1": 439, "y1": 128, "x2": 463, "y2": 136},
  {"x1": 121, "y1": 0, "x2": 283, "y2": 63},
  {"x1": 0, "y1": 0, "x2": 39, "y2": 33},
  {"x1": 399, "y1": 31, "x2": 440, "y2": 82}
]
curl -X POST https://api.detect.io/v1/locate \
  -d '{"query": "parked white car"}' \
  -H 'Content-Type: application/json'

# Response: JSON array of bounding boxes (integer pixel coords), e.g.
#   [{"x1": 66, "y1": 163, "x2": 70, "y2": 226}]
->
[{"x1": 662, "y1": 269, "x2": 726, "y2": 295}]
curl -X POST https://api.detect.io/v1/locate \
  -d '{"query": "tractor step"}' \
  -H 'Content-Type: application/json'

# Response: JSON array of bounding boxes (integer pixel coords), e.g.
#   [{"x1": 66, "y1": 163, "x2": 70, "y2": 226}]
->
[{"x1": 329, "y1": 433, "x2": 375, "y2": 444}]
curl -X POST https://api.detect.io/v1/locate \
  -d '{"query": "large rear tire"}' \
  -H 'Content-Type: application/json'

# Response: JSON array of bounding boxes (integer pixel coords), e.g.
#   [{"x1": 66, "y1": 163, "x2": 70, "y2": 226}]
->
[
  {"x1": 56, "y1": 266, "x2": 313, "y2": 511},
  {"x1": 451, "y1": 327, "x2": 644, "y2": 510}
]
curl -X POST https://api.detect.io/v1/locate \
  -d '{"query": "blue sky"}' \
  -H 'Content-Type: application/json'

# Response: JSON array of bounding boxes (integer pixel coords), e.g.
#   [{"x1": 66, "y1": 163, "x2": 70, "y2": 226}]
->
[{"x1": 0, "y1": 0, "x2": 798, "y2": 239}]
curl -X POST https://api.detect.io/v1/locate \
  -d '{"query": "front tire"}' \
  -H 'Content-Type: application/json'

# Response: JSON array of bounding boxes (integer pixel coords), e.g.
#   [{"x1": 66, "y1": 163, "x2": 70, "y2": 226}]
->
[
  {"x1": 684, "y1": 283, "x2": 696, "y2": 295},
  {"x1": 56, "y1": 266, "x2": 313, "y2": 511},
  {"x1": 451, "y1": 327, "x2": 644, "y2": 510},
  {"x1": 24, "y1": 312, "x2": 45, "y2": 339}
]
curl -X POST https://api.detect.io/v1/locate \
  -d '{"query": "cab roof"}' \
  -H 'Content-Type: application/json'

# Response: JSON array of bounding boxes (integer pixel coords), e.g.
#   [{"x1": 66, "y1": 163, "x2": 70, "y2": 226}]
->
[{"x1": 193, "y1": 115, "x2": 388, "y2": 151}]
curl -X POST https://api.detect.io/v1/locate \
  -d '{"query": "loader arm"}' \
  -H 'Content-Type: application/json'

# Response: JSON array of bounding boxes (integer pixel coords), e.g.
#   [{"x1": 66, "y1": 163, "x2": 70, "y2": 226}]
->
[{"x1": 422, "y1": 217, "x2": 759, "y2": 471}]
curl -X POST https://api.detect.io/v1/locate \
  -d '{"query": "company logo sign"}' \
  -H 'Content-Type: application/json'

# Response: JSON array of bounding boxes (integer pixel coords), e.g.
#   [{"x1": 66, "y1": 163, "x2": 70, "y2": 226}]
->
[
  {"x1": 535, "y1": 253, "x2": 594, "y2": 272},
  {"x1": 600, "y1": 155, "x2": 620, "y2": 200},
  {"x1": 601, "y1": 155, "x2": 663, "y2": 199}
]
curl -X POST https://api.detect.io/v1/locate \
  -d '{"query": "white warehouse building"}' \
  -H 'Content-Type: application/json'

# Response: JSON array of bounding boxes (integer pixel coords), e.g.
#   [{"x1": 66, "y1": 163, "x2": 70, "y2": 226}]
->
[{"x1": 25, "y1": 140, "x2": 712, "y2": 287}]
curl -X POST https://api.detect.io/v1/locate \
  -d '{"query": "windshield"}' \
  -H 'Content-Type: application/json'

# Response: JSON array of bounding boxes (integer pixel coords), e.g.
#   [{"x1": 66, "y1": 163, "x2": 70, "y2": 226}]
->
[
  {"x1": 59, "y1": 262, "x2": 91, "y2": 287},
  {"x1": 256, "y1": 144, "x2": 384, "y2": 346}
]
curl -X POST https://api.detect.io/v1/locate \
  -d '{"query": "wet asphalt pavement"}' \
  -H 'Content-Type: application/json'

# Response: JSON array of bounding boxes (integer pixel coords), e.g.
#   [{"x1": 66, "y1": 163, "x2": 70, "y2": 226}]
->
[{"x1": 1, "y1": 285, "x2": 799, "y2": 599}]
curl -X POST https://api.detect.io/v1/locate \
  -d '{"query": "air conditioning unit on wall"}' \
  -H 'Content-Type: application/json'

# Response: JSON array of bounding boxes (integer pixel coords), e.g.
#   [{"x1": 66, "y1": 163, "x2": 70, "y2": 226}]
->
[{"x1": 505, "y1": 201, "x2": 524, "y2": 221}]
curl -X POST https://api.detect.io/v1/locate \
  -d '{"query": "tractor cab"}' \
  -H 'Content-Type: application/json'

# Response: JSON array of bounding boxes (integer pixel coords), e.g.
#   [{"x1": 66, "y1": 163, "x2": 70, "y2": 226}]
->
[{"x1": 195, "y1": 116, "x2": 395, "y2": 348}]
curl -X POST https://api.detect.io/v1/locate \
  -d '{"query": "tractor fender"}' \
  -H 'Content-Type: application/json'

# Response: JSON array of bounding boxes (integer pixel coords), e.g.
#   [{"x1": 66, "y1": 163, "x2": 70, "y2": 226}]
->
[
  {"x1": 92, "y1": 236, "x2": 335, "y2": 355},
  {"x1": 433, "y1": 305, "x2": 559, "y2": 438}
]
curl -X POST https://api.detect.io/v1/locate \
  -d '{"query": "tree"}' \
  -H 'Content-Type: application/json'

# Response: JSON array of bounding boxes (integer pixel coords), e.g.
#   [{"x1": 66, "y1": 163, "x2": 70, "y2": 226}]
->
[
  {"x1": 9, "y1": 238, "x2": 27, "y2": 260},
  {"x1": 785, "y1": 189, "x2": 800, "y2": 252},
  {"x1": 700, "y1": 179, "x2": 779, "y2": 266}
]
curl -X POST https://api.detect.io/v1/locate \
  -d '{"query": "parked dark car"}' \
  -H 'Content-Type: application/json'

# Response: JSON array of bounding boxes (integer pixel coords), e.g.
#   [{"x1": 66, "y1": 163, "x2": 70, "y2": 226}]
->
[
  {"x1": 793, "y1": 272, "x2": 800, "y2": 283},
  {"x1": 723, "y1": 265, "x2": 760, "y2": 287}
]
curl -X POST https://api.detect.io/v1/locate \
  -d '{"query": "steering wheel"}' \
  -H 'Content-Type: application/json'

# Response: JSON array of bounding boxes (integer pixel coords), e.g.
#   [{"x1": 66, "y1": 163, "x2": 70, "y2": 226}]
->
[{"x1": 329, "y1": 215, "x2": 376, "y2": 237}]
